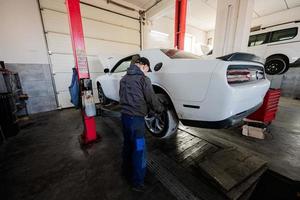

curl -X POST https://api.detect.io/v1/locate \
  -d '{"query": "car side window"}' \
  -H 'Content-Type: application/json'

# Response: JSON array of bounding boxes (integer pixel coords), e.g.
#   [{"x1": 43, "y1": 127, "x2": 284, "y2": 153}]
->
[
  {"x1": 248, "y1": 35, "x2": 256, "y2": 47},
  {"x1": 111, "y1": 54, "x2": 140, "y2": 73},
  {"x1": 114, "y1": 60, "x2": 131, "y2": 73},
  {"x1": 255, "y1": 33, "x2": 268, "y2": 45},
  {"x1": 270, "y1": 27, "x2": 298, "y2": 43},
  {"x1": 248, "y1": 33, "x2": 268, "y2": 47}
]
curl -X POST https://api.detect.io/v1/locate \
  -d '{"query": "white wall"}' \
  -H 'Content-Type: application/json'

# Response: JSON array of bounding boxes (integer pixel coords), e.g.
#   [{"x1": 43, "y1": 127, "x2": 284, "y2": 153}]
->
[
  {"x1": 143, "y1": 17, "x2": 208, "y2": 55},
  {"x1": 212, "y1": 0, "x2": 254, "y2": 57},
  {"x1": 187, "y1": 25, "x2": 208, "y2": 55},
  {"x1": 0, "y1": 0, "x2": 49, "y2": 64},
  {"x1": 0, "y1": 0, "x2": 58, "y2": 114},
  {"x1": 252, "y1": 6, "x2": 300, "y2": 27},
  {"x1": 144, "y1": 17, "x2": 173, "y2": 50}
]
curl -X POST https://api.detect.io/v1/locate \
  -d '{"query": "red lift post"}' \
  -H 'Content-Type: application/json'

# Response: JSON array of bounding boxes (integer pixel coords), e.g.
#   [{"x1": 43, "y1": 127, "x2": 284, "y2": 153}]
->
[
  {"x1": 66, "y1": 0, "x2": 100, "y2": 144},
  {"x1": 174, "y1": 0, "x2": 187, "y2": 50}
]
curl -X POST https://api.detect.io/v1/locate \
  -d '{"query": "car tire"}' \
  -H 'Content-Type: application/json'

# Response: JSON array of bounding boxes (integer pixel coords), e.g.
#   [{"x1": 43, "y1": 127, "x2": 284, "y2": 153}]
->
[
  {"x1": 265, "y1": 56, "x2": 289, "y2": 75},
  {"x1": 145, "y1": 94, "x2": 179, "y2": 138},
  {"x1": 97, "y1": 82, "x2": 109, "y2": 105},
  {"x1": 279, "y1": 57, "x2": 290, "y2": 74}
]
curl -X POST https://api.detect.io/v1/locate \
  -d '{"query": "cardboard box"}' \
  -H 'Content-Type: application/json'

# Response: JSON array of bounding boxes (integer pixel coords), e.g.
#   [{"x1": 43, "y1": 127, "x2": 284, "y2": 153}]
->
[{"x1": 242, "y1": 125, "x2": 266, "y2": 139}]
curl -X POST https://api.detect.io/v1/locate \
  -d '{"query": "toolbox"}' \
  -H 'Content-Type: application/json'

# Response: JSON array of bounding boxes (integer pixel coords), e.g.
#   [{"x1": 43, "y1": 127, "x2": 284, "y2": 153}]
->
[
  {"x1": 243, "y1": 89, "x2": 281, "y2": 139},
  {"x1": 247, "y1": 89, "x2": 281, "y2": 124}
]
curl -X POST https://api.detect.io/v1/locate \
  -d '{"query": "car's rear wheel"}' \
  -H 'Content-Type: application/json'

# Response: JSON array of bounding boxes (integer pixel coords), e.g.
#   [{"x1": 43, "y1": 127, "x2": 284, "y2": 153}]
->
[
  {"x1": 145, "y1": 94, "x2": 179, "y2": 138},
  {"x1": 265, "y1": 56, "x2": 289, "y2": 75}
]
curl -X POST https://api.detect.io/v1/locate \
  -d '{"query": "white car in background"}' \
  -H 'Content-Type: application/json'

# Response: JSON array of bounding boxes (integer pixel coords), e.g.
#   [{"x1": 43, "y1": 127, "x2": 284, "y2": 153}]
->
[
  {"x1": 248, "y1": 21, "x2": 300, "y2": 75},
  {"x1": 95, "y1": 49, "x2": 270, "y2": 138}
]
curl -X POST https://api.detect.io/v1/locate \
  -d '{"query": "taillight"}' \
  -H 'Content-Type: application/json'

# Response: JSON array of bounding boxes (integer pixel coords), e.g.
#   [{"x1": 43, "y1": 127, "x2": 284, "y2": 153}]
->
[
  {"x1": 227, "y1": 69, "x2": 251, "y2": 84},
  {"x1": 227, "y1": 65, "x2": 265, "y2": 84}
]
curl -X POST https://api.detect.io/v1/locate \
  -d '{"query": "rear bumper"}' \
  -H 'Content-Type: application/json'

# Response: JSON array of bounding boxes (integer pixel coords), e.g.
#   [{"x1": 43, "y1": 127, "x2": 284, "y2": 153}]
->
[{"x1": 180, "y1": 103, "x2": 262, "y2": 129}]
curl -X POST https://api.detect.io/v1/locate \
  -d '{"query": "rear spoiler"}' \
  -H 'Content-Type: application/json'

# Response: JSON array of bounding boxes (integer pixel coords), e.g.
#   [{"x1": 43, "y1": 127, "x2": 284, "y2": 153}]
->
[{"x1": 217, "y1": 52, "x2": 265, "y2": 65}]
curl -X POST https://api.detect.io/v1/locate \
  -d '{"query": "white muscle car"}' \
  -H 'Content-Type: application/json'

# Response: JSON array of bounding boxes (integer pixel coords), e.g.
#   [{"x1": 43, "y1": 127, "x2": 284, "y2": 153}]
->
[{"x1": 95, "y1": 49, "x2": 270, "y2": 138}]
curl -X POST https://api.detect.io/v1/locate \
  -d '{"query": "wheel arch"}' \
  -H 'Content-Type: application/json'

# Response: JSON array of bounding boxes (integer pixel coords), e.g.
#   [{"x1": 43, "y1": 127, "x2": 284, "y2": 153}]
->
[
  {"x1": 96, "y1": 81, "x2": 102, "y2": 93},
  {"x1": 152, "y1": 84, "x2": 178, "y2": 119},
  {"x1": 266, "y1": 54, "x2": 289, "y2": 64}
]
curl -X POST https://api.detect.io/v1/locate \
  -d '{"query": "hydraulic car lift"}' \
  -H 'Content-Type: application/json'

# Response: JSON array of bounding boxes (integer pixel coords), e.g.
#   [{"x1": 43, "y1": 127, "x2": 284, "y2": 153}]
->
[{"x1": 66, "y1": 0, "x2": 100, "y2": 145}]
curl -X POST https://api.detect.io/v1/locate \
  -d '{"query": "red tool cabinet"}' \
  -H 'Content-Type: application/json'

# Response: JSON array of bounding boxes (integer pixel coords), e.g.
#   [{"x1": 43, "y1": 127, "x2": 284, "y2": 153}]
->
[{"x1": 247, "y1": 89, "x2": 281, "y2": 124}]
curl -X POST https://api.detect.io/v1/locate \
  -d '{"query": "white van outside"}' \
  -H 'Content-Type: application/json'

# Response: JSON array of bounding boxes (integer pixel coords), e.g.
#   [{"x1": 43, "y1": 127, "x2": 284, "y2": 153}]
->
[{"x1": 247, "y1": 21, "x2": 300, "y2": 75}]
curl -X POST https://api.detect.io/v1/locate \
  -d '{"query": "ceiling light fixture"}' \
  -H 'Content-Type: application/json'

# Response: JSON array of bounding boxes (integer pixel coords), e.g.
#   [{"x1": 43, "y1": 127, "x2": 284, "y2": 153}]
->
[{"x1": 150, "y1": 30, "x2": 169, "y2": 37}]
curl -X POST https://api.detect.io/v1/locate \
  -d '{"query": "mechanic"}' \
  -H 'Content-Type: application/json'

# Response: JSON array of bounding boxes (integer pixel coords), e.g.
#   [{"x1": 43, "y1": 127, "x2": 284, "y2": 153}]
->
[{"x1": 119, "y1": 57, "x2": 164, "y2": 192}]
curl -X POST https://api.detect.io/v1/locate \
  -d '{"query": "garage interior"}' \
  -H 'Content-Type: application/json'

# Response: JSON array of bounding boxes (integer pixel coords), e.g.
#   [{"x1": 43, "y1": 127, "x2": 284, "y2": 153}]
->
[{"x1": 0, "y1": 0, "x2": 300, "y2": 200}]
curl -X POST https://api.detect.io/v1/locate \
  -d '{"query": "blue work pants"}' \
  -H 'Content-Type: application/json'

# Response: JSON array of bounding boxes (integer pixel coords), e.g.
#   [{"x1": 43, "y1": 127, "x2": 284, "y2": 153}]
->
[{"x1": 121, "y1": 113, "x2": 146, "y2": 187}]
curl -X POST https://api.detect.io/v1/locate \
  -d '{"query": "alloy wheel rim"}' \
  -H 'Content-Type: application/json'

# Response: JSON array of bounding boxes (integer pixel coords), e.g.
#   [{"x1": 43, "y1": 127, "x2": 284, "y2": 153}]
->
[
  {"x1": 265, "y1": 60, "x2": 285, "y2": 75},
  {"x1": 145, "y1": 113, "x2": 166, "y2": 135}
]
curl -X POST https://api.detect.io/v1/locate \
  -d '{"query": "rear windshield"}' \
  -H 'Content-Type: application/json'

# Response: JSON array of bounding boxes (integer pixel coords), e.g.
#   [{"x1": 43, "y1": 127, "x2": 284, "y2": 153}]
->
[{"x1": 161, "y1": 49, "x2": 201, "y2": 59}]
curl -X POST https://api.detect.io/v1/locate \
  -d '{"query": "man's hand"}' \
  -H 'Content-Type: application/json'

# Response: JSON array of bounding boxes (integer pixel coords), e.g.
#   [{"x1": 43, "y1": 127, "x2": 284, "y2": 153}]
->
[
  {"x1": 147, "y1": 110, "x2": 163, "y2": 117},
  {"x1": 159, "y1": 98, "x2": 170, "y2": 109}
]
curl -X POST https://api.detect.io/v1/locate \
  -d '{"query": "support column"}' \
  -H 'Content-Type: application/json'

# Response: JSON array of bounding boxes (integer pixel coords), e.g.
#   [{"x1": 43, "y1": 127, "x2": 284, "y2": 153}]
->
[
  {"x1": 174, "y1": 0, "x2": 187, "y2": 50},
  {"x1": 66, "y1": 0, "x2": 99, "y2": 145},
  {"x1": 213, "y1": 0, "x2": 254, "y2": 57}
]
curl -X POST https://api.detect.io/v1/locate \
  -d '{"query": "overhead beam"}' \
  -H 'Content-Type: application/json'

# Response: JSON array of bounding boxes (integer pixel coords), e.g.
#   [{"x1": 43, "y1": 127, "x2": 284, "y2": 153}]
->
[
  {"x1": 145, "y1": 0, "x2": 162, "y2": 13},
  {"x1": 145, "y1": 0, "x2": 174, "y2": 20}
]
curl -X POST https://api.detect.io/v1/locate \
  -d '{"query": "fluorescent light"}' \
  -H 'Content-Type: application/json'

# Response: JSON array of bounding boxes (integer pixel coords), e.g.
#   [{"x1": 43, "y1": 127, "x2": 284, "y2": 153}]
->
[{"x1": 150, "y1": 30, "x2": 169, "y2": 37}]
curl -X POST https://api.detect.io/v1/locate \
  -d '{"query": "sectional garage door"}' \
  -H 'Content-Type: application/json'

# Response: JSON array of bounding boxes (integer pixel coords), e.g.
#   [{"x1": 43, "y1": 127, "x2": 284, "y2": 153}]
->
[{"x1": 38, "y1": 0, "x2": 141, "y2": 108}]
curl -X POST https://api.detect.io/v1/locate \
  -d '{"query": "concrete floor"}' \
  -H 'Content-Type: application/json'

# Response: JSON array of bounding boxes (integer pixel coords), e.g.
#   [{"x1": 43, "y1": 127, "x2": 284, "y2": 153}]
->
[
  {"x1": 0, "y1": 97, "x2": 299, "y2": 200},
  {"x1": 0, "y1": 111, "x2": 175, "y2": 200}
]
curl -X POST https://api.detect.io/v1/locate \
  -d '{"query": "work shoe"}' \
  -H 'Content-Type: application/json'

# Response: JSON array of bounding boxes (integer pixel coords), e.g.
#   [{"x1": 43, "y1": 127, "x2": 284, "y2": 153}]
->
[{"x1": 132, "y1": 184, "x2": 147, "y2": 192}]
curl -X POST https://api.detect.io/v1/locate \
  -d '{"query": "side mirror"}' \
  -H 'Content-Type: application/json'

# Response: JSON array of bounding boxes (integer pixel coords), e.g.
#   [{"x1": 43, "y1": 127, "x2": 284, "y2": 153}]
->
[
  {"x1": 104, "y1": 68, "x2": 110, "y2": 73},
  {"x1": 154, "y1": 62, "x2": 163, "y2": 72}
]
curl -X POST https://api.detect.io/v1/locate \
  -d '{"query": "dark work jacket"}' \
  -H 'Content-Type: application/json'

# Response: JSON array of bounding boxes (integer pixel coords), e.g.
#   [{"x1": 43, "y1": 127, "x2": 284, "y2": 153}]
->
[{"x1": 119, "y1": 65, "x2": 164, "y2": 117}]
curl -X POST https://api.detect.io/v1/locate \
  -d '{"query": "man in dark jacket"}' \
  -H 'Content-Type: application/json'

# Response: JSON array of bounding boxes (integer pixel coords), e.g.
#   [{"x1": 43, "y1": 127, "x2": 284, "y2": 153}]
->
[{"x1": 119, "y1": 57, "x2": 164, "y2": 191}]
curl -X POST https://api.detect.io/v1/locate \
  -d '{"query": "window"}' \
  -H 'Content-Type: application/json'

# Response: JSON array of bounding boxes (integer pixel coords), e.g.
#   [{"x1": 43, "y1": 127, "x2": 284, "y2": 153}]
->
[
  {"x1": 111, "y1": 55, "x2": 140, "y2": 73},
  {"x1": 248, "y1": 33, "x2": 268, "y2": 47},
  {"x1": 270, "y1": 27, "x2": 298, "y2": 43},
  {"x1": 248, "y1": 27, "x2": 299, "y2": 47},
  {"x1": 114, "y1": 60, "x2": 131, "y2": 73},
  {"x1": 207, "y1": 37, "x2": 213, "y2": 46},
  {"x1": 255, "y1": 34, "x2": 268, "y2": 45},
  {"x1": 161, "y1": 49, "x2": 201, "y2": 59},
  {"x1": 248, "y1": 35, "x2": 256, "y2": 47},
  {"x1": 184, "y1": 34, "x2": 193, "y2": 53}
]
